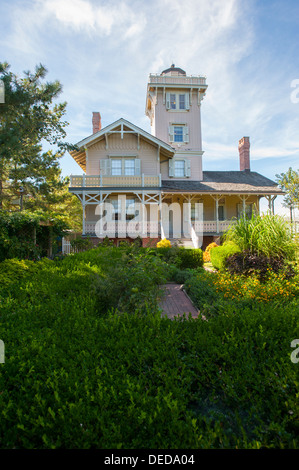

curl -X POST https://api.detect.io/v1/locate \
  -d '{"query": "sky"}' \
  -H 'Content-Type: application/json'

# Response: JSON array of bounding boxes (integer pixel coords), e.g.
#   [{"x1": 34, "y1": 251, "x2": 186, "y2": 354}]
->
[{"x1": 1, "y1": 0, "x2": 299, "y2": 217}]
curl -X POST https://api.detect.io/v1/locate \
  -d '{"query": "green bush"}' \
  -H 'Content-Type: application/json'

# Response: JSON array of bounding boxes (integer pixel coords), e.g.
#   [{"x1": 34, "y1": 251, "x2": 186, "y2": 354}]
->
[
  {"x1": 210, "y1": 242, "x2": 241, "y2": 271},
  {"x1": 155, "y1": 246, "x2": 203, "y2": 270},
  {"x1": 0, "y1": 246, "x2": 298, "y2": 448},
  {"x1": 70, "y1": 237, "x2": 93, "y2": 252},
  {"x1": 224, "y1": 213, "x2": 297, "y2": 261}
]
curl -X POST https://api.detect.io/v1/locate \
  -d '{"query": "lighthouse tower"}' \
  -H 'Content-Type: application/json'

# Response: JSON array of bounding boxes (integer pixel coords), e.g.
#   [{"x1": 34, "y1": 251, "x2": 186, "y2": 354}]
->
[{"x1": 145, "y1": 64, "x2": 208, "y2": 180}]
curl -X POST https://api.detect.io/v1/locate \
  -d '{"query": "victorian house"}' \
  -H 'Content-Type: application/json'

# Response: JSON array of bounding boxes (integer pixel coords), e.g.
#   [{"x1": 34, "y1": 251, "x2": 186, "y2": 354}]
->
[{"x1": 68, "y1": 65, "x2": 282, "y2": 248}]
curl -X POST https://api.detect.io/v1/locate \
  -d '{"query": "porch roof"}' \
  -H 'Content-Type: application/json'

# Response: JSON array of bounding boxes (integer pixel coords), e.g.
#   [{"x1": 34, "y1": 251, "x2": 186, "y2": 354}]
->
[{"x1": 162, "y1": 171, "x2": 284, "y2": 195}]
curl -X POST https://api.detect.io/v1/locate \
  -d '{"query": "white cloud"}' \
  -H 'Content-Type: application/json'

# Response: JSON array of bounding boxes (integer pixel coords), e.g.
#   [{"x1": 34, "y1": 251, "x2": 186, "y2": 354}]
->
[{"x1": 40, "y1": 0, "x2": 147, "y2": 37}]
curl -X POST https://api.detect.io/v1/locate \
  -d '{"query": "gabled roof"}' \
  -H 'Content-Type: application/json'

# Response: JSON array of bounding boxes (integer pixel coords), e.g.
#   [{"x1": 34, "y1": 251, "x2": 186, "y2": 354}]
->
[
  {"x1": 162, "y1": 171, "x2": 283, "y2": 195},
  {"x1": 70, "y1": 118, "x2": 175, "y2": 171}
]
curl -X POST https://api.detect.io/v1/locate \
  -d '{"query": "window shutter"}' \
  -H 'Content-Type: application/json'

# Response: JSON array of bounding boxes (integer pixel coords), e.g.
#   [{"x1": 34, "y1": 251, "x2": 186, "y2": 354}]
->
[
  {"x1": 169, "y1": 125, "x2": 174, "y2": 142},
  {"x1": 185, "y1": 159, "x2": 191, "y2": 177},
  {"x1": 166, "y1": 93, "x2": 170, "y2": 109},
  {"x1": 100, "y1": 159, "x2": 109, "y2": 176},
  {"x1": 183, "y1": 126, "x2": 189, "y2": 143},
  {"x1": 134, "y1": 158, "x2": 141, "y2": 176},
  {"x1": 185, "y1": 93, "x2": 190, "y2": 110},
  {"x1": 169, "y1": 159, "x2": 174, "y2": 177}
]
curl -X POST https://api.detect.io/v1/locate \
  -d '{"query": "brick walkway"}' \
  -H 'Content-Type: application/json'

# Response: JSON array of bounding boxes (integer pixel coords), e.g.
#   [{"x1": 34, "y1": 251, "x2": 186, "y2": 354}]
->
[{"x1": 159, "y1": 283, "x2": 199, "y2": 320}]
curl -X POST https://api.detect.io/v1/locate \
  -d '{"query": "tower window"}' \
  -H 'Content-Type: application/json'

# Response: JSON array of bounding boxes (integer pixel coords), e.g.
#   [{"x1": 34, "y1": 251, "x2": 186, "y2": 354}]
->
[
  {"x1": 174, "y1": 126, "x2": 183, "y2": 142},
  {"x1": 166, "y1": 93, "x2": 190, "y2": 110},
  {"x1": 169, "y1": 124, "x2": 189, "y2": 143}
]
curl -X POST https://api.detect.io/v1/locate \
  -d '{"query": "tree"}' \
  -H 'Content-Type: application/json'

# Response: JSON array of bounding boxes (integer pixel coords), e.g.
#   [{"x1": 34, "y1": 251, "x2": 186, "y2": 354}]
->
[
  {"x1": 275, "y1": 168, "x2": 299, "y2": 223},
  {"x1": 0, "y1": 62, "x2": 80, "y2": 229}
]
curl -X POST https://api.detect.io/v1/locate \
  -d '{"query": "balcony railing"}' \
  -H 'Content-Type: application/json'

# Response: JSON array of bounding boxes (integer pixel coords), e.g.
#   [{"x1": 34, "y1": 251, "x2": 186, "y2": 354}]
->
[
  {"x1": 149, "y1": 74, "x2": 206, "y2": 86},
  {"x1": 70, "y1": 174, "x2": 161, "y2": 188},
  {"x1": 83, "y1": 220, "x2": 236, "y2": 236}
]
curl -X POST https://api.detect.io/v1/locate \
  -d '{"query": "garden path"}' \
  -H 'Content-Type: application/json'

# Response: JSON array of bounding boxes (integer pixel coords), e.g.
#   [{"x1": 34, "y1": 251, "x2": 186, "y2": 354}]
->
[{"x1": 159, "y1": 283, "x2": 199, "y2": 320}]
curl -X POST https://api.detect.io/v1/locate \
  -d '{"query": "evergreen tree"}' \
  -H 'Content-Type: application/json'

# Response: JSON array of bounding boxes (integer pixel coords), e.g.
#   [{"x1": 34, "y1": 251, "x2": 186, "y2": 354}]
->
[{"x1": 0, "y1": 62, "x2": 80, "y2": 230}]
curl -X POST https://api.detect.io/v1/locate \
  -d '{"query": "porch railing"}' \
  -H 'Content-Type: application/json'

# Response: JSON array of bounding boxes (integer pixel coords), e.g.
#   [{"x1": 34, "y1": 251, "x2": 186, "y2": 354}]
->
[
  {"x1": 70, "y1": 174, "x2": 161, "y2": 188},
  {"x1": 83, "y1": 220, "x2": 236, "y2": 236}
]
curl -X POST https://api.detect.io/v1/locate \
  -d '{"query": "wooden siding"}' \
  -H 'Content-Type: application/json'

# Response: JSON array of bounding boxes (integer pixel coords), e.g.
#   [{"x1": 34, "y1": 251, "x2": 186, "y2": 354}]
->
[{"x1": 86, "y1": 132, "x2": 160, "y2": 176}]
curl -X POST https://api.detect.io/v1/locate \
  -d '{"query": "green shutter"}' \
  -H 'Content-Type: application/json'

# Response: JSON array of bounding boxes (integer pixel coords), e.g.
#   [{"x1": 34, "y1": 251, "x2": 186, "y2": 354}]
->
[
  {"x1": 185, "y1": 159, "x2": 191, "y2": 177},
  {"x1": 169, "y1": 125, "x2": 174, "y2": 142},
  {"x1": 166, "y1": 93, "x2": 170, "y2": 109},
  {"x1": 169, "y1": 159, "x2": 174, "y2": 177},
  {"x1": 135, "y1": 159, "x2": 141, "y2": 176},
  {"x1": 183, "y1": 126, "x2": 189, "y2": 143}
]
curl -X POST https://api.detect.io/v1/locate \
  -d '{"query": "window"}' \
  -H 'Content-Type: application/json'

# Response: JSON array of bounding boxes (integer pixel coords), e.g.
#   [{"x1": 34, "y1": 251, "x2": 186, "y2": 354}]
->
[
  {"x1": 124, "y1": 159, "x2": 135, "y2": 176},
  {"x1": 108, "y1": 197, "x2": 136, "y2": 221},
  {"x1": 111, "y1": 159, "x2": 122, "y2": 176},
  {"x1": 237, "y1": 203, "x2": 253, "y2": 219},
  {"x1": 217, "y1": 198, "x2": 226, "y2": 221},
  {"x1": 169, "y1": 158, "x2": 191, "y2": 177},
  {"x1": 166, "y1": 93, "x2": 189, "y2": 110},
  {"x1": 174, "y1": 160, "x2": 185, "y2": 177},
  {"x1": 174, "y1": 126, "x2": 183, "y2": 142},
  {"x1": 170, "y1": 93, "x2": 176, "y2": 109},
  {"x1": 169, "y1": 124, "x2": 189, "y2": 143},
  {"x1": 101, "y1": 158, "x2": 141, "y2": 176},
  {"x1": 126, "y1": 198, "x2": 135, "y2": 220},
  {"x1": 179, "y1": 94, "x2": 185, "y2": 110}
]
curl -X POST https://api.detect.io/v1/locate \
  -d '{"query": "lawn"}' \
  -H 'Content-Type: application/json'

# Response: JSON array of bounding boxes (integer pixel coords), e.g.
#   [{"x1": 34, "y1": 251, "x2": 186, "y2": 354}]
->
[{"x1": 0, "y1": 244, "x2": 298, "y2": 448}]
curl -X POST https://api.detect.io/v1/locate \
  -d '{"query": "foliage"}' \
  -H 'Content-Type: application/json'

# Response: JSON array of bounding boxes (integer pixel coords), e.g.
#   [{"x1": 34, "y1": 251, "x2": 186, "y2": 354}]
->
[
  {"x1": 0, "y1": 62, "x2": 80, "y2": 229},
  {"x1": 0, "y1": 247, "x2": 298, "y2": 448},
  {"x1": 184, "y1": 267, "x2": 299, "y2": 316},
  {"x1": 154, "y1": 246, "x2": 203, "y2": 270},
  {"x1": 203, "y1": 242, "x2": 219, "y2": 262},
  {"x1": 210, "y1": 242, "x2": 241, "y2": 271},
  {"x1": 275, "y1": 167, "x2": 299, "y2": 222},
  {"x1": 157, "y1": 238, "x2": 171, "y2": 248},
  {"x1": 225, "y1": 250, "x2": 296, "y2": 280},
  {"x1": 92, "y1": 245, "x2": 167, "y2": 315},
  {"x1": 0, "y1": 210, "x2": 69, "y2": 261},
  {"x1": 70, "y1": 237, "x2": 93, "y2": 252},
  {"x1": 223, "y1": 213, "x2": 297, "y2": 261}
]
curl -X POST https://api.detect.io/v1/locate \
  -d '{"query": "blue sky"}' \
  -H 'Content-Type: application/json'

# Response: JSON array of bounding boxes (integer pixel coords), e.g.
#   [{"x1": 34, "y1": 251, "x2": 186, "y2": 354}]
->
[{"x1": 1, "y1": 0, "x2": 299, "y2": 216}]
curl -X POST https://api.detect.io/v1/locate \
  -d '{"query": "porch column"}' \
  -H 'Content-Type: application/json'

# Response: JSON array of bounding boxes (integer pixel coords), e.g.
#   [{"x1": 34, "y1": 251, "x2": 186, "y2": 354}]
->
[
  {"x1": 82, "y1": 192, "x2": 86, "y2": 235},
  {"x1": 242, "y1": 195, "x2": 246, "y2": 219},
  {"x1": 216, "y1": 196, "x2": 219, "y2": 234}
]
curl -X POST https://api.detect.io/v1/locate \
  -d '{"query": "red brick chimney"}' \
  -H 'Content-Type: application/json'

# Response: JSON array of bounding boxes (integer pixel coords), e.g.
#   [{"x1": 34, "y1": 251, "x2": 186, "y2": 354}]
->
[
  {"x1": 238, "y1": 136, "x2": 250, "y2": 171},
  {"x1": 92, "y1": 112, "x2": 101, "y2": 134}
]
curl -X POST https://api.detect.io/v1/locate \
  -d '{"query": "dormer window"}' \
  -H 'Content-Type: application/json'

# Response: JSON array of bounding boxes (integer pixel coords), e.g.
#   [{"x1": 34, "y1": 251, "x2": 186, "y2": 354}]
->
[{"x1": 166, "y1": 93, "x2": 190, "y2": 110}]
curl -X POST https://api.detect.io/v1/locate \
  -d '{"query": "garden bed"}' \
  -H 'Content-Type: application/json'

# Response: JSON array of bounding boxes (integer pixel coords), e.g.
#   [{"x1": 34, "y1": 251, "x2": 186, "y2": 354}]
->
[{"x1": 0, "y1": 245, "x2": 298, "y2": 448}]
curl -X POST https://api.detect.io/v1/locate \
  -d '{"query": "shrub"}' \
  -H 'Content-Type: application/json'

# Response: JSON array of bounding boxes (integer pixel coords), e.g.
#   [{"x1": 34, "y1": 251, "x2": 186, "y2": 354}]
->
[
  {"x1": 210, "y1": 242, "x2": 241, "y2": 271},
  {"x1": 225, "y1": 250, "x2": 296, "y2": 280},
  {"x1": 176, "y1": 248, "x2": 203, "y2": 270},
  {"x1": 154, "y1": 246, "x2": 203, "y2": 270},
  {"x1": 92, "y1": 245, "x2": 168, "y2": 314},
  {"x1": 203, "y1": 242, "x2": 219, "y2": 262},
  {"x1": 70, "y1": 237, "x2": 93, "y2": 252},
  {"x1": 0, "y1": 246, "x2": 298, "y2": 448},
  {"x1": 157, "y1": 238, "x2": 171, "y2": 248},
  {"x1": 224, "y1": 213, "x2": 297, "y2": 261}
]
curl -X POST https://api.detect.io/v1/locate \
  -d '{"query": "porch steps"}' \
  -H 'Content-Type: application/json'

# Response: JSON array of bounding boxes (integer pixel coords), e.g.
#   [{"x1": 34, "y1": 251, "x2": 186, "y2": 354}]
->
[{"x1": 169, "y1": 238, "x2": 194, "y2": 248}]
